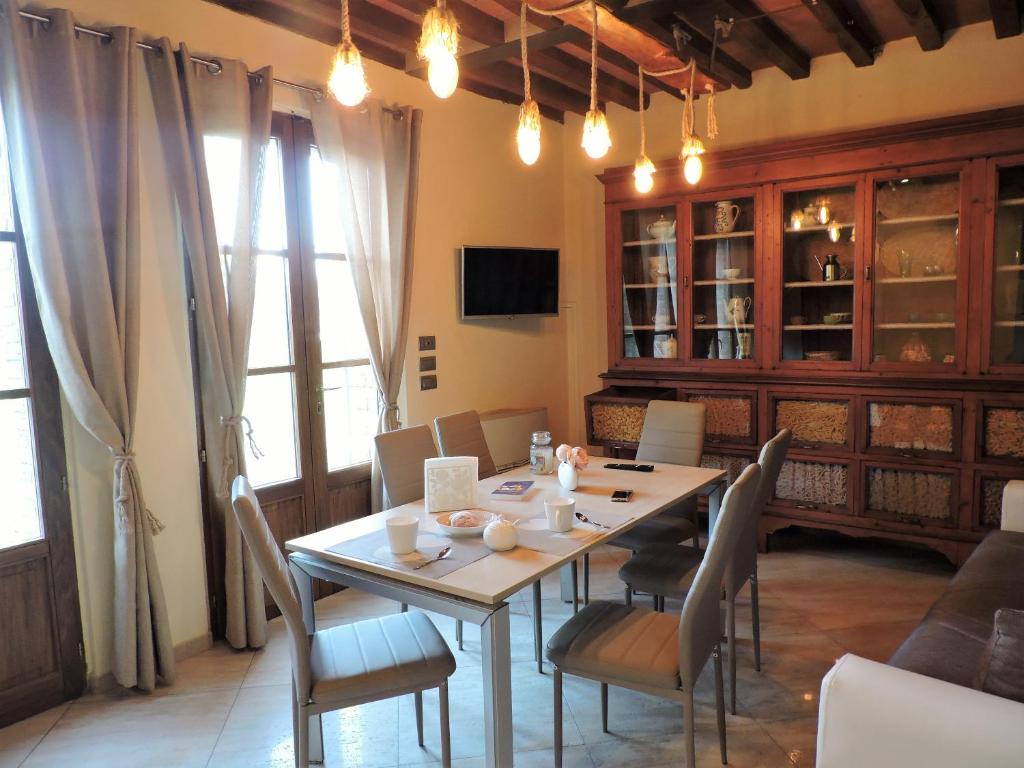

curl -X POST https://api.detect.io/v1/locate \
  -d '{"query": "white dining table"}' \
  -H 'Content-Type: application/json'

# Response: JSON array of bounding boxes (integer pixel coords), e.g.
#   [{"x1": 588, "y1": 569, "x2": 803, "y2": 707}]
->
[{"x1": 286, "y1": 460, "x2": 727, "y2": 768}]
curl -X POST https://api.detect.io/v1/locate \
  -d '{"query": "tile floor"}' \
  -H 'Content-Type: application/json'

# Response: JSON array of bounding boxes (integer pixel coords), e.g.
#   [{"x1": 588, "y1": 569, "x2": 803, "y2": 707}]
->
[{"x1": 0, "y1": 529, "x2": 954, "y2": 768}]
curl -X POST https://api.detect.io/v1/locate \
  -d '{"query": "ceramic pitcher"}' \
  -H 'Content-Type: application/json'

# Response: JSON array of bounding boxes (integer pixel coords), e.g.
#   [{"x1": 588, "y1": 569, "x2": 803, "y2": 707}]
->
[
  {"x1": 723, "y1": 296, "x2": 752, "y2": 325},
  {"x1": 714, "y1": 201, "x2": 741, "y2": 233}
]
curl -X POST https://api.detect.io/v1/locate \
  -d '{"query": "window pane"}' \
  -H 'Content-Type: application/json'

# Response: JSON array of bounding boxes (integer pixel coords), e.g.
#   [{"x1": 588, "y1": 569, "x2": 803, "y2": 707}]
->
[
  {"x1": 258, "y1": 138, "x2": 287, "y2": 252},
  {"x1": 247, "y1": 253, "x2": 292, "y2": 369},
  {"x1": 323, "y1": 364, "x2": 377, "y2": 470},
  {"x1": 0, "y1": 243, "x2": 27, "y2": 390},
  {"x1": 0, "y1": 397, "x2": 42, "y2": 548},
  {"x1": 0, "y1": 102, "x2": 13, "y2": 232},
  {"x1": 309, "y1": 148, "x2": 346, "y2": 254},
  {"x1": 242, "y1": 372, "x2": 299, "y2": 487},
  {"x1": 204, "y1": 135, "x2": 243, "y2": 248},
  {"x1": 316, "y1": 258, "x2": 369, "y2": 363}
]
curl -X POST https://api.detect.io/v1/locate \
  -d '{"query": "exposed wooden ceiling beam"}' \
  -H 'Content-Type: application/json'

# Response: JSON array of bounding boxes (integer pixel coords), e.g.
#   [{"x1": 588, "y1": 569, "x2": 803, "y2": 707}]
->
[
  {"x1": 801, "y1": 0, "x2": 877, "y2": 67},
  {"x1": 668, "y1": 16, "x2": 752, "y2": 88},
  {"x1": 989, "y1": 0, "x2": 1023, "y2": 38},
  {"x1": 889, "y1": 0, "x2": 944, "y2": 50},
  {"x1": 457, "y1": 77, "x2": 565, "y2": 122},
  {"x1": 397, "y1": 0, "x2": 506, "y2": 45},
  {"x1": 463, "y1": 60, "x2": 593, "y2": 114},
  {"x1": 714, "y1": 0, "x2": 811, "y2": 79},
  {"x1": 529, "y1": 48, "x2": 647, "y2": 110}
]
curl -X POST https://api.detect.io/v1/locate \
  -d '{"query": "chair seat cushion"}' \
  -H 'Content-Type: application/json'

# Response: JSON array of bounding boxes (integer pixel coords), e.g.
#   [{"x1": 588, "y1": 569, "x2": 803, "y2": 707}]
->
[
  {"x1": 619, "y1": 543, "x2": 704, "y2": 598},
  {"x1": 546, "y1": 600, "x2": 682, "y2": 691},
  {"x1": 610, "y1": 515, "x2": 697, "y2": 552},
  {"x1": 310, "y1": 612, "x2": 455, "y2": 706}
]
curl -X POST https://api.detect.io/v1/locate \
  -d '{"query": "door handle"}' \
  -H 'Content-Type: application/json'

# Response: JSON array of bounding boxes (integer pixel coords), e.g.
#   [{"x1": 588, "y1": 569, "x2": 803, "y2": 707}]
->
[{"x1": 864, "y1": 265, "x2": 871, "y2": 281}]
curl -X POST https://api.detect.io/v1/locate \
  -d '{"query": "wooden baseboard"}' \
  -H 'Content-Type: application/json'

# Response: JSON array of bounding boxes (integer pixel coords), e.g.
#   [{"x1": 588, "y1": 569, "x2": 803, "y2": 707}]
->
[{"x1": 86, "y1": 632, "x2": 213, "y2": 693}]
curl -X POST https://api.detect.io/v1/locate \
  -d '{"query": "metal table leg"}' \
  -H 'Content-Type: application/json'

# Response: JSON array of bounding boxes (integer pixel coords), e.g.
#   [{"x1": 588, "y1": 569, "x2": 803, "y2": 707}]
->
[
  {"x1": 289, "y1": 560, "x2": 324, "y2": 763},
  {"x1": 480, "y1": 603, "x2": 513, "y2": 768}
]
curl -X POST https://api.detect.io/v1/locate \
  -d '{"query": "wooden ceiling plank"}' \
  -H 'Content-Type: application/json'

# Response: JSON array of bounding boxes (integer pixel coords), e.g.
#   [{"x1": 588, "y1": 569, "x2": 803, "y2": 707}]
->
[
  {"x1": 666, "y1": 15, "x2": 753, "y2": 88},
  {"x1": 989, "y1": 0, "x2": 1023, "y2": 38},
  {"x1": 458, "y1": 77, "x2": 565, "y2": 122},
  {"x1": 528, "y1": 48, "x2": 647, "y2": 109},
  {"x1": 348, "y1": 3, "x2": 421, "y2": 53},
  {"x1": 889, "y1": 0, "x2": 944, "y2": 50},
  {"x1": 473, "y1": 60, "x2": 593, "y2": 114},
  {"x1": 714, "y1": 0, "x2": 811, "y2": 79},
  {"x1": 395, "y1": 0, "x2": 507, "y2": 45},
  {"x1": 800, "y1": 0, "x2": 877, "y2": 67}
]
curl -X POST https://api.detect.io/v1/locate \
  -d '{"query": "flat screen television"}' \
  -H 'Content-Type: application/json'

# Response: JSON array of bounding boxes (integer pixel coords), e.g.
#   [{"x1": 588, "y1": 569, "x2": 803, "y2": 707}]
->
[{"x1": 460, "y1": 246, "x2": 559, "y2": 319}]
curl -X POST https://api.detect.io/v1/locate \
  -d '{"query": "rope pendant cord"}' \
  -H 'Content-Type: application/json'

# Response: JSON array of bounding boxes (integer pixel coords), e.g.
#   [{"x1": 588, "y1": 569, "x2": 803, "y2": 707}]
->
[
  {"x1": 341, "y1": 0, "x2": 351, "y2": 44},
  {"x1": 589, "y1": 0, "x2": 598, "y2": 112},
  {"x1": 521, "y1": 1, "x2": 531, "y2": 101},
  {"x1": 638, "y1": 65, "x2": 646, "y2": 156}
]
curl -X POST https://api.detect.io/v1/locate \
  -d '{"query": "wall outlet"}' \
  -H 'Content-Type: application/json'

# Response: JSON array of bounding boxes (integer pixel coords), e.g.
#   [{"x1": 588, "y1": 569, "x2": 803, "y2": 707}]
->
[
  {"x1": 419, "y1": 355, "x2": 436, "y2": 372},
  {"x1": 418, "y1": 335, "x2": 436, "y2": 351},
  {"x1": 420, "y1": 374, "x2": 437, "y2": 391}
]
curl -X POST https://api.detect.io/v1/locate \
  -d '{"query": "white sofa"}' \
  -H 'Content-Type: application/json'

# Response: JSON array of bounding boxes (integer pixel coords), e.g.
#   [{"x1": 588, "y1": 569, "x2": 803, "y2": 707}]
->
[{"x1": 815, "y1": 480, "x2": 1024, "y2": 768}]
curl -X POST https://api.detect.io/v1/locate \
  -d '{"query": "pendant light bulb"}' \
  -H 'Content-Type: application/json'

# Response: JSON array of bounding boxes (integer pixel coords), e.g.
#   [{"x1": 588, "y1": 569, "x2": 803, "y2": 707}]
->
[
  {"x1": 828, "y1": 219, "x2": 842, "y2": 243},
  {"x1": 418, "y1": 2, "x2": 460, "y2": 99},
  {"x1": 790, "y1": 210, "x2": 804, "y2": 230},
  {"x1": 683, "y1": 154, "x2": 703, "y2": 185},
  {"x1": 633, "y1": 155, "x2": 655, "y2": 194},
  {"x1": 582, "y1": 109, "x2": 612, "y2": 159},
  {"x1": 328, "y1": 42, "x2": 369, "y2": 107},
  {"x1": 818, "y1": 201, "x2": 831, "y2": 225},
  {"x1": 516, "y1": 99, "x2": 542, "y2": 166}
]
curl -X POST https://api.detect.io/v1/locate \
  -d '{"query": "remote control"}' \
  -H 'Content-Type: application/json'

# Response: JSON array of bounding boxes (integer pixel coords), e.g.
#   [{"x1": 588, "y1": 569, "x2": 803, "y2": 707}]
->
[{"x1": 604, "y1": 463, "x2": 654, "y2": 472}]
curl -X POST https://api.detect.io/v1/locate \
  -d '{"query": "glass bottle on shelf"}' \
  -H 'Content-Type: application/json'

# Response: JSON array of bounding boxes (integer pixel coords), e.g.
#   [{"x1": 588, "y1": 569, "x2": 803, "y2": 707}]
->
[
  {"x1": 689, "y1": 196, "x2": 756, "y2": 361},
  {"x1": 990, "y1": 164, "x2": 1024, "y2": 366},
  {"x1": 781, "y1": 185, "x2": 857, "y2": 363},
  {"x1": 871, "y1": 172, "x2": 961, "y2": 365},
  {"x1": 620, "y1": 206, "x2": 678, "y2": 359}
]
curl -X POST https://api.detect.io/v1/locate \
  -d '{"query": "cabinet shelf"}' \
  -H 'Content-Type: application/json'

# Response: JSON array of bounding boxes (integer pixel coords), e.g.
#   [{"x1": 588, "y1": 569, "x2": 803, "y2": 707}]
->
[
  {"x1": 625, "y1": 324, "x2": 677, "y2": 331},
  {"x1": 996, "y1": 264, "x2": 1024, "y2": 272},
  {"x1": 999, "y1": 197, "x2": 1024, "y2": 207},
  {"x1": 784, "y1": 280, "x2": 854, "y2": 288},
  {"x1": 994, "y1": 320, "x2": 1024, "y2": 328},
  {"x1": 784, "y1": 222, "x2": 852, "y2": 233},
  {"x1": 623, "y1": 238, "x2": 675, "y2": 248},
  {"x1": 694, "y1": 324, "x2": 754, "y2": 330},
  {"x1": 876, "y1": 322, "x2": 956, "y2": 330},
  {"x1": 624, "y1": 282, "x2": 677, "y2": 289},
  {"x1": 876, "y1": 213, "x2": 959, "y2": 226},
  {"x1": 876, "y1": 274, "x2": 957, "y2": 285},
  {"x1": 692, "y1": 230, "x2": 755, "y2": 241},
  {"x1": 784, "y1": 324, "x2": 854, "y2": 331},
  {"x1": 692, "y1": 278, "x2": 755, "y2": 286}
]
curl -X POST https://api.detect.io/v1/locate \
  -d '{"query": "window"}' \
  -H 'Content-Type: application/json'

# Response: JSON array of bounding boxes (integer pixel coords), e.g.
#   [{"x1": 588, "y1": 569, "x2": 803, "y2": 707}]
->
[{"x1": 203, "y1": 117, "x2": 375, "y2": 495}]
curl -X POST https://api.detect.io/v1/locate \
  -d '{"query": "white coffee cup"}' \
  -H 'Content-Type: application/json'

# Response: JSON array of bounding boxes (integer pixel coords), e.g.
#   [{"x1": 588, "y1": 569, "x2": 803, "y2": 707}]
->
[
  {"x1": 386, "y1": 515, "x2": 420, "y2": 555},
  {"x1": 544, "y1": 497, "x2": 575, "y2": 533}
]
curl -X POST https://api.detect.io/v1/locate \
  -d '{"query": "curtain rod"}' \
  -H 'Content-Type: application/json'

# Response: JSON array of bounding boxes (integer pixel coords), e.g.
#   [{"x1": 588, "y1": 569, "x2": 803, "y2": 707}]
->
[{"x1": 17, "y1": 9, "x2": 406, "y2": 116}]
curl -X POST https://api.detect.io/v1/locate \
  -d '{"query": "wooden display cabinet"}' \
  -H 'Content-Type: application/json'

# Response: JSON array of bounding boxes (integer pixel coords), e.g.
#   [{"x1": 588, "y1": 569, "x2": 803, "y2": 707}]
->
[{"x1": 587, "y1": 107, "x2": 1024, "y2": 565}]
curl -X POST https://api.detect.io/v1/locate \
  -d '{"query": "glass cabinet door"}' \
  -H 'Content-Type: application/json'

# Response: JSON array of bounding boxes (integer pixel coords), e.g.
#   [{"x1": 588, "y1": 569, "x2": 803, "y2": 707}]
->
[
  {"x1": 870, "y1": 171, "x2": 962, "y2": 366},
  {"x1": 780, "y1": 184, "x2": 857, "y2": 364},
  {"x1": 620, "y1": 205, "x2": 678, "y2": 360},
  {"x1": 688, "y1": 195, "x2": 757, "y2": 363},
  {"x1": 990, "y1": 164, "x2": 1024, "y2": 366}
]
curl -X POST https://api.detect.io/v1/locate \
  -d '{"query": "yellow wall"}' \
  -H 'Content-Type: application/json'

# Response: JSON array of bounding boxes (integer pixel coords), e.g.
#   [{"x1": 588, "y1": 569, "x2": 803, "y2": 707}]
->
[
  {"x1": 57, "y1": 0, "x2": 568, "y2": 682},
  {"x1": 560, "y1": 23, "x2": 1024, "y2": 446}
]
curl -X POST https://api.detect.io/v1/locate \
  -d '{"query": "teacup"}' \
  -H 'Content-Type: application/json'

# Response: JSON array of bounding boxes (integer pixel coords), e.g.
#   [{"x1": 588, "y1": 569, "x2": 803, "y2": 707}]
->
[
  {"x1": 544, "y1": 497, "x2": 575, "y2": 533},
  {"x1": 386, "y1": 515, "x2": 419, "y2": 555}
]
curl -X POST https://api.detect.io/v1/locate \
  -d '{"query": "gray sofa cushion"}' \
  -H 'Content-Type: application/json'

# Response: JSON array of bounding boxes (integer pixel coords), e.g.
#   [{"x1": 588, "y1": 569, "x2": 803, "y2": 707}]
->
[
  {"x1": 889, "y1": 530, "x2": 1024, "y2": 690},
  {"x1": 975, "y1": 608, "x2": 1024, "y2": 703}
]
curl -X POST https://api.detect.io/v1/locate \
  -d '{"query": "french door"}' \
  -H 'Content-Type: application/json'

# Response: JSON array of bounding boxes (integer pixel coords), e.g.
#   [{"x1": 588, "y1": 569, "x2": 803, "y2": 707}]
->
[
  {"x1": 214, "y1": 114, "x2": 376, "y2": 614},
  {"x1": 0, "y1": 128, "x2": 84, "y2": 724}
]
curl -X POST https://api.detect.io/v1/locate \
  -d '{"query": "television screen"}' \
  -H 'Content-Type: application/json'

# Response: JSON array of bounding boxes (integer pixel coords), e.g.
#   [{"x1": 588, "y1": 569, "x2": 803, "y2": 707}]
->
[{"x1": 461, "y1": 246, "x2": 559, "y2": 319}]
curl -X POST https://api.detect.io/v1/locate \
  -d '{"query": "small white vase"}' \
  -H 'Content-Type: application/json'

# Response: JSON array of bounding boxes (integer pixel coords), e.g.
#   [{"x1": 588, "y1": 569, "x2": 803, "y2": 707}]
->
[{"x1": 558, "y1": 462, "x2": 579, "y2": 491}]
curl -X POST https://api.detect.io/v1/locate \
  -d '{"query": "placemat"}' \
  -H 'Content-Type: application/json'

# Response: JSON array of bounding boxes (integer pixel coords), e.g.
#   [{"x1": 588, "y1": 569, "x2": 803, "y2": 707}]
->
[
  {"x1": 327, "y1": 529, "x2": 491, "y2": 578},
  {"x1": 514, "y1": 508, "x2": 635, "y2": 555}
]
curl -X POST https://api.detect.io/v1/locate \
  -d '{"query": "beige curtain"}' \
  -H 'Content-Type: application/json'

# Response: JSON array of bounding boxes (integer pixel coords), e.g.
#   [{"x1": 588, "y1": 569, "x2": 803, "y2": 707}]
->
[
  {"x1": 0, "y1": 4, "x2": 174, "y2": 689},
  {"x1": 310, "y1": 99, "x2": 421, "y2": 511},
  {"x1": 145, "y1": 42, "x2": 272, "y2": 649}
]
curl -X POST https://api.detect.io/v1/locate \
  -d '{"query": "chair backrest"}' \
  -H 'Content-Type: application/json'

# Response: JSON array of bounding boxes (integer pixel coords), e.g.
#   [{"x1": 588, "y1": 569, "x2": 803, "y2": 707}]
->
[
  {"x1": 230, "y1": 476, "x2": 311, "y2": 701},
  {"x1": 677, "y1": 463, "x2": 761, "y2": 689},
  {"x1": 375, "y1": 425, "x2": 438, "y2": 508},
  {"x1": 434, "y1": 410, "x2": 498, "y2": 479},
  {"x1": 635, "y1": 401, "x2": 707, "y2": 467},
  {"x1": 725, "y1": 428, "x2": 792, "y2": 597}
]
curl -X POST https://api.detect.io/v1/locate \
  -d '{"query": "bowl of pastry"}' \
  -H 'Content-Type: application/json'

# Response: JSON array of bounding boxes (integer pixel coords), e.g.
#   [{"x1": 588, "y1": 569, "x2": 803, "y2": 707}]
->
[{"x1": 436, "y1": 510, "x2": 494, "y2": 537}]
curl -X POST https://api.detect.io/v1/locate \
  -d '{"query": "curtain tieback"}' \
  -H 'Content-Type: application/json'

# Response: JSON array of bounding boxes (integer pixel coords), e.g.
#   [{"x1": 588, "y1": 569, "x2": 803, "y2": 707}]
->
[
  {"x1": 218, "y1": 415, "x2": 263, "y2": 496},
  {"x1": 110, "y1": 448, "x2": 166, "y2": 535}
]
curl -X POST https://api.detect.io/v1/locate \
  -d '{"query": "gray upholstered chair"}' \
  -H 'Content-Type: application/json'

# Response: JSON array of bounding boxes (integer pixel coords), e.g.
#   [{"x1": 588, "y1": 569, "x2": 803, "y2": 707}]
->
[
  {"x1": 547, "y1": 464, "x2": 762, "y2": 768},
  {"x1": 617, "y1": 428, "x2": 793, "y2": 713},
  {"x1": 374, "y1": 425, "x2": 468, "y2": 651},
  {"x1": 230, "y1": 476, "x2": 455, "y2": 768},
  {"x1": 433, "y1": 410, "x2": 498, "y2": 479},
  {"x1": 609, "y1": 401, "x2": 707, "y2": 554}
]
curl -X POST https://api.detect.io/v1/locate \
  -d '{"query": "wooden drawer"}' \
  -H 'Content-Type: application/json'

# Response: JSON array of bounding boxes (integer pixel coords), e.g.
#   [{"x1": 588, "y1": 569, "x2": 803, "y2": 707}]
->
[
  {"x1": 977, "y1": 400, "x2": 1024, "y2": 464},
  {"x1": 972, "y1": 469, "x2": 1024, "y2": 531},
  {"x1": 681, "y1": 389, "x2": 757, "y2": 446},
  {"x1": 769, "y1": 391, "x2": 854, "y2": 452},
  {"x1": 700, "y1": 449, "x2": 756, "y2": 486},
  {"x1": 862, "y1": 462, "x2": 959, "y2": 529},
  {"x1": 772, "y1": 455, "x2": 852, "y2": 514},
  {"x1": 861, "y1": 395, "x2": 961, "y2": 461},
  {"x1": 585, "y1": 386, "x2": 676, "y2": 448}
]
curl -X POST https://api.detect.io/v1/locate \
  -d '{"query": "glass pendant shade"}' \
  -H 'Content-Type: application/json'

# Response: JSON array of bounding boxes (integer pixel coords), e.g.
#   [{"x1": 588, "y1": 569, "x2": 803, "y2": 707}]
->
[
  {"x1": 328, "y1": 42, "x2": 368, "y2": 107},
  {"x1": 683, "y1": 154, "x2": 703, "y2": 185},
  {"x1": 419, "y1": 5, "x2": 460, "y2": 99},
  {"x1": 582, "y1": 109, "x2": 612, "y2": 159},
  {"x1": 516, "y1": 100, "x2": 542, "y2": 166},
  {"x1": 633, "y1": 155, "x2": 655, "y2": 193},
  {"x1": 427, "y1": 51, "x2": 459, "y2": 99}
]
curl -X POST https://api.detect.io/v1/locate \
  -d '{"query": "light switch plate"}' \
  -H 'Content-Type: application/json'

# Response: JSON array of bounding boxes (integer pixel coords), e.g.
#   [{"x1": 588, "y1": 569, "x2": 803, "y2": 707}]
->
[
  {"x1": 419, "y1": 355, "x2": 436, "y2": 372},
  {"x1": 418, "y1": 335, "x2": 436, "y2": 351},
  {"x1": 420, "y1": 374, "x2": 437, "y2": 391}
]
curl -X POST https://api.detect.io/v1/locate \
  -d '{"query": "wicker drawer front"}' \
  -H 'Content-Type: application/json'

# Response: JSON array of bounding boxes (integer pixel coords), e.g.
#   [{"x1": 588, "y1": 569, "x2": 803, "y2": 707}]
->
[
  {"x1": 774, "y1": 398, "x2": 850, "y2": 449},
  {"x1": 774, "y1": 459, "x2": 849, "y2": 511},
  {"x1": 701, "y1": 453, "x2": 753, "y2": 486},
  {"x1": 688, "y1": 394, "x2": 754, "y2": 443},
  {"x1": 866, "y1": 401, "x2": 956, "y2": 456},
  {"x1": 979, "y1": 477, "x2": 1007, "y2": 529},
  {"x1": 982, "y1": 406, "x2": 1024, "y2": 461},
  {"x1": 864, "y1": 466, "x2": 956, "y2": 527},
  {"x1": 590, "y1": 403, "x2": 647, "y2": 443}
]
